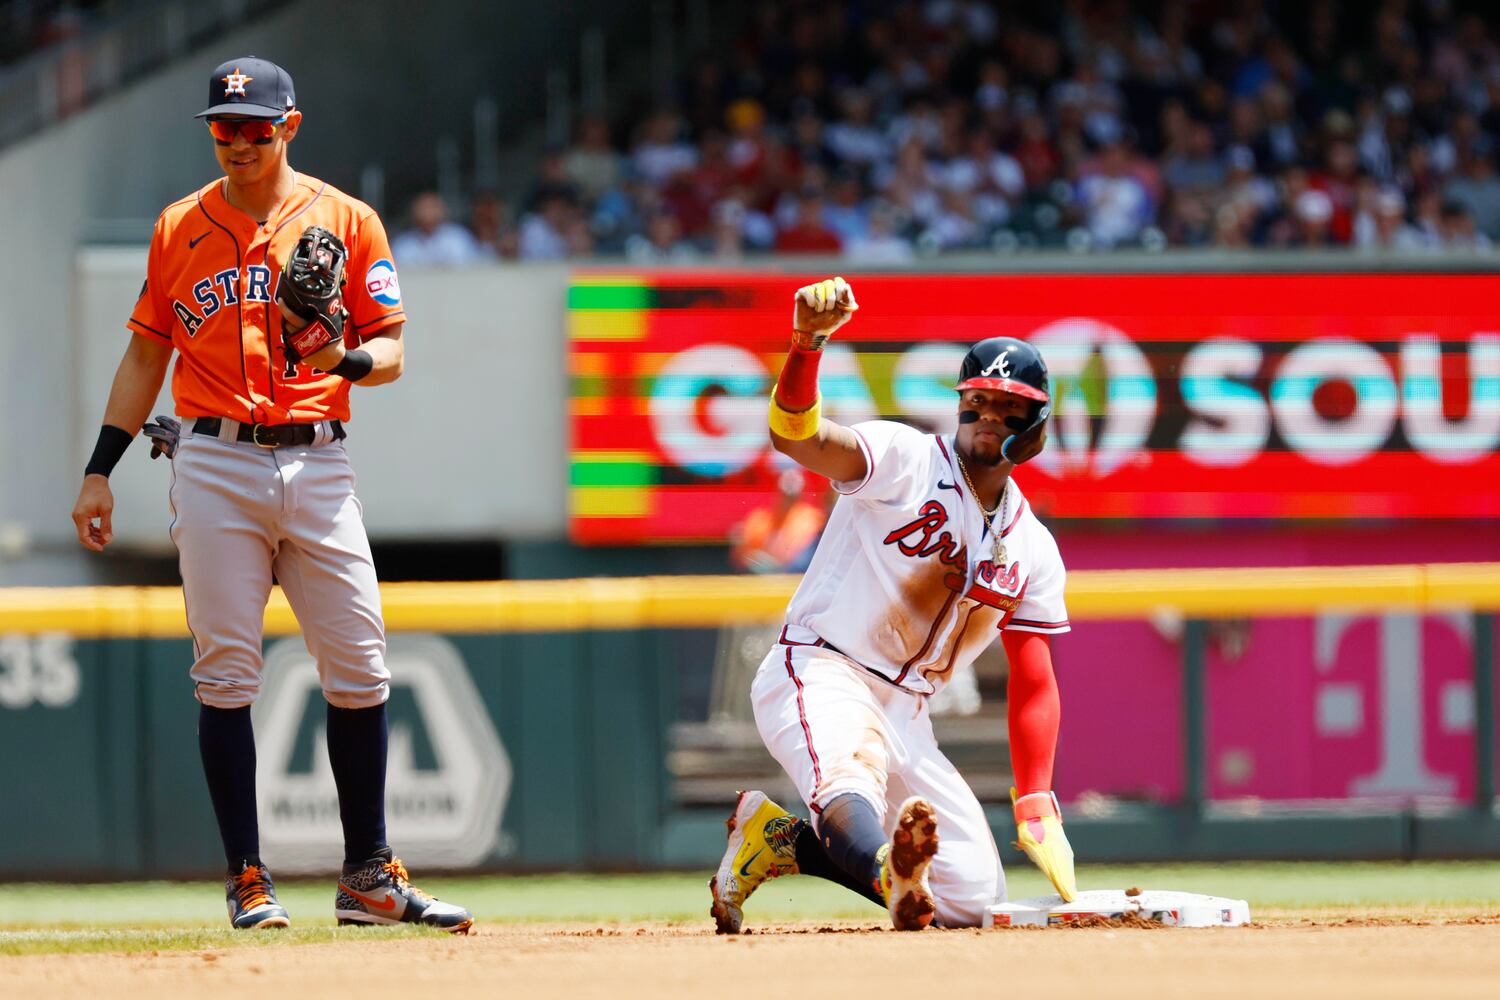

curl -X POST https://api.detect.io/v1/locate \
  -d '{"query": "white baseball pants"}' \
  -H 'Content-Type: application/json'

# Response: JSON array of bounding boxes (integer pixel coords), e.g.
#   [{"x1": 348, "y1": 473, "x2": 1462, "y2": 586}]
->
[
  {"x1": 168, "y1": 420, "x2": 389, "y2": 710},
  {"x1": 752, "y1": 626, "x2": 1006, "y2": 927}
]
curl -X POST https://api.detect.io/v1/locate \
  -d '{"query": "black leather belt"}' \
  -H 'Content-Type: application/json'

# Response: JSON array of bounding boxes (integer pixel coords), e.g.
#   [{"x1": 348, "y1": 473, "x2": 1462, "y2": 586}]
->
[{"x1": 193, "y1": 417, "x2": 345, "y2": 448}]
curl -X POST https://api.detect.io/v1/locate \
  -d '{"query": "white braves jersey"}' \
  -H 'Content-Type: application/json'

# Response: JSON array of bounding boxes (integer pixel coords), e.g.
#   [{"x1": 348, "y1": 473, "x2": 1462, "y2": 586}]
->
[{"x1": 784, "y1": 420, "x2": 1070, "y2": 696}]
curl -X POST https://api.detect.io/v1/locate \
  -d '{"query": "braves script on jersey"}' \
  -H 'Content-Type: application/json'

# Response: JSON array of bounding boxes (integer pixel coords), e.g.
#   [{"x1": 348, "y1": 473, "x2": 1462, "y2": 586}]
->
[
  {"x1": 128, "y1": 173, "x2": 403, "y2": 423},
  {"x1": 784, "y1": 420, "x2": 1069, "y2": 693}
]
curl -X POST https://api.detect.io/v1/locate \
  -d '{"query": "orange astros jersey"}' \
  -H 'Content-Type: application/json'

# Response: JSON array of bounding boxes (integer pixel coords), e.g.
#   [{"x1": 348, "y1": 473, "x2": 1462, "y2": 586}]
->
[{"x1": 128, "y1": 173, "x2": 404, "y2": 424}]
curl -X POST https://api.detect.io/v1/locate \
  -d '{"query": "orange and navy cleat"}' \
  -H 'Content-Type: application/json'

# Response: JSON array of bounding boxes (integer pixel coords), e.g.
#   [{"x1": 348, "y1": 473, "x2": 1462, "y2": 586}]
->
[
  {"x1": 225, "y1": 861, "x2": 290, "y2": 929},
  {"x1": 336, "y1": 854, "x2": 473, "y2": 933}
]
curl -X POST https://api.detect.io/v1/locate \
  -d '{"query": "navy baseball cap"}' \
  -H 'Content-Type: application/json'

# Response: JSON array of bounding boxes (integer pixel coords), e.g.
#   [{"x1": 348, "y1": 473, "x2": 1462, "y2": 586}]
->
[{"x1": 195, "y1": 57, "x2": 295, "y2": 119}]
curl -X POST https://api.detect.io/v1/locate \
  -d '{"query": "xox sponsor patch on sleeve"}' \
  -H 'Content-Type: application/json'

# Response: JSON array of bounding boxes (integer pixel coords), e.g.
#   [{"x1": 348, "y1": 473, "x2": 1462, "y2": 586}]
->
[{"x1": 365, "y1": 258, "x2": 401, "y2": 307}]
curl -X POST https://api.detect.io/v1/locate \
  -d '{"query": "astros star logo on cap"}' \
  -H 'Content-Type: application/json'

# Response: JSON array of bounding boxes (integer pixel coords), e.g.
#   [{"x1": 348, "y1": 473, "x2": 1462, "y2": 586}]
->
[{"x1": 222, "y1": 67, "x2": 253, "y2": 96}]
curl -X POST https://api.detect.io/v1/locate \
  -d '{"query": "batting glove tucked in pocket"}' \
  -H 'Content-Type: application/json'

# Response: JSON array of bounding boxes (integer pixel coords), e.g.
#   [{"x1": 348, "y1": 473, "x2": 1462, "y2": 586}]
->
[{"x1": 142, "y1": 415, "x2": 182, "y2": 461}]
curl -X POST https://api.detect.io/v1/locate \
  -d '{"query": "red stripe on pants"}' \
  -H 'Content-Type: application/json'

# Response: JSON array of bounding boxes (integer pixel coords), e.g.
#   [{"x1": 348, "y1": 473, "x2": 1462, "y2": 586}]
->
[{"x1": 784, "y1": 646, "x2": 824, "y2": 796}]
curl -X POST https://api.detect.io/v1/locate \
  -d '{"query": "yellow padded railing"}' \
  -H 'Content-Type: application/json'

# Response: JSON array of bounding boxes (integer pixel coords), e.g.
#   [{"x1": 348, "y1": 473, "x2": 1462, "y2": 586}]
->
[{"x1": 0, "y1": 563, "x2": 1497, "y2": 637}]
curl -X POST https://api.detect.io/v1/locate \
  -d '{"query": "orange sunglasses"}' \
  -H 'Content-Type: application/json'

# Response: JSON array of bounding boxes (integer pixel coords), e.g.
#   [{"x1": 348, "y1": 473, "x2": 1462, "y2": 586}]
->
[{"x1": 206, "y1": 116, "x2": 288, "y2": 145}]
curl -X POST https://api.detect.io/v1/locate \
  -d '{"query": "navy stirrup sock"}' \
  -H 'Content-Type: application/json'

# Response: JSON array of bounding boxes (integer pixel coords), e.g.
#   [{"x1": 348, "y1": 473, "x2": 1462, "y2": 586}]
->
[
  {"x1": 325, "y1": 701, "x2": 390, "y2": 865},
  {"x1": 809, "y1": 792, "x2": 889, "y2": 903},
  {"x1": 198, "y1": 704, "x2": 261, "y2": 870},
  {"x1": 792, "y1": 816, "x2": 887, "y2": 907}
]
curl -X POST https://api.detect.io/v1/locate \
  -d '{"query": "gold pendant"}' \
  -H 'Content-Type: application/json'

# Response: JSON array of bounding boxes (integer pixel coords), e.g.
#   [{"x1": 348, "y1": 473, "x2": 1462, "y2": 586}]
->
[{"x1": 993, "y1": 539, "x2": 1006, "y2": 565}]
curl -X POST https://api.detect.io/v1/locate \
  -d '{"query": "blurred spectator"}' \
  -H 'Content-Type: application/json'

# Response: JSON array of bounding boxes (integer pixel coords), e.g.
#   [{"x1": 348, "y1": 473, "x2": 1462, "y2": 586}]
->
[
  {"x1": 845, "y1": 201, "x2": 915, "y2": 262},
  {"x1": 518, "y1": 193, "x2": 576, "y2": 260},
  {"x1": 481, "y1": 1, "x2": 1500, "y2": 256},
  {"x1": 1354, "y1": 187, "x2": 1423, "y2": 251},
  {"x1": 775, "y1": 193, "x2": 843, "y2": 253},
  {"x1": 562, "y1": 116, "x2": 623, "y2": 203},
  {"x1": 729, "y1": 470, "x2": 829, "y2": 574},
  {"x1": 1075, "y1": 140, "x2": 1152, "y2": 247},
  {"x1": 821, "y1": 168, "x2": 870, "y2": 244},
  {"x1": 824, "y1": 89, "x2": 891, "y2": 167},
  {"x1": 626, "y1": 210, "x2": 700, "y2": 263},
  {"x1": 1164, "y1": 123, "x2": 1224, "y2": 195},
  {"x1": 1439, "y1": 198, "x2": 1494, "y2": 250},
  {"x1": 710, "y1": 200, "x2": 749, "y2": 260},
  {"x1": 632, "y1": 110, "x2": 698, "y2": 186},
  {"x1": 391, "y1": 192, "x2": 484, "y2": 266},
  {"x1": 468, "y1": 191, "x2": 517, "y2": 260},
  {"x1": 1443, "y1": 152, "x2": 1500, "y2": 238},
  {"x1": 1292, "y1": 188, "x2": 1336, "y2": 247}
]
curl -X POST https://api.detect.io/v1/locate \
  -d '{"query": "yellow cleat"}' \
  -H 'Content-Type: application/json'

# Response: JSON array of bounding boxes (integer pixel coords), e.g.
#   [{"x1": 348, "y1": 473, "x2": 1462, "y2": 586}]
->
[
  {"x1": 709, "y1": 790, "x2": 803, "y2": 934},
  {"x1": 1012, "y1": 788, "x2": 1077, "y2": 902}
]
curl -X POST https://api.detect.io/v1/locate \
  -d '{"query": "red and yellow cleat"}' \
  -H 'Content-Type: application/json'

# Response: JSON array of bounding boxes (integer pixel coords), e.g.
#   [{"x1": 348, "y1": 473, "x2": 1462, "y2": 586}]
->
[{"x1": 709, "y1": 790, "x2": 804, "y2": 934}]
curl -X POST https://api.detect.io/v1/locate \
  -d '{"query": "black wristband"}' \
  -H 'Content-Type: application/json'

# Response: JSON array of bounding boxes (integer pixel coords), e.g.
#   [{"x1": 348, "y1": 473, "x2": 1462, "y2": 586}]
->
[
  {"x1": 327, "y1": 349, "x2": 374, "y2": 383},
  {"x1": 84, "y1": 425, "x2": 134, "y2": 478}
]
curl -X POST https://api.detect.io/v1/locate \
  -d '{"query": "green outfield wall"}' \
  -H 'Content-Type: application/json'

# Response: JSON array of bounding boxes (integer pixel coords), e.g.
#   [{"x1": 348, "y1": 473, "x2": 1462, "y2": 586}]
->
[{"x1": 2, "y1": 568, "x2": 1498, "y2": 879}]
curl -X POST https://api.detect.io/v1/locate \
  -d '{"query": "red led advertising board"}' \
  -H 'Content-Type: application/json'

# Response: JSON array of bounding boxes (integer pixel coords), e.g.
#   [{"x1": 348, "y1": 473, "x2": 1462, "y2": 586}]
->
[{"x1": 568, "y1": 272, "x2": 1499, "y2": 544}]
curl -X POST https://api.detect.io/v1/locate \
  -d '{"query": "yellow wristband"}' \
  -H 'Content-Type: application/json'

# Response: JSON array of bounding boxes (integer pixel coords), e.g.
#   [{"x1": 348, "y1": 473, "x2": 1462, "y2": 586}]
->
[{"x1": 769, "y1": 391, "x2": 822, "y2": 440}]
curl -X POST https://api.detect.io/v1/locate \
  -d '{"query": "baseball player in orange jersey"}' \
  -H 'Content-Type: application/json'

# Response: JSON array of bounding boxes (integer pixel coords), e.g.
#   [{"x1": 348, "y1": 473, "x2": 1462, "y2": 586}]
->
[
  {"x1": 69, "y1": 57, "x2": 471, "y2": 932},
  {"x1": 711, "y1": 277, "x2": 1077, "y2": 932}
]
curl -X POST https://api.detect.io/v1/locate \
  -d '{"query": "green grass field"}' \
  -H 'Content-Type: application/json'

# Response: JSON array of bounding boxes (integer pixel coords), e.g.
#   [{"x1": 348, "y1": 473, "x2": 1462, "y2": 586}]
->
[{"x1": 3, "y1": 862, "x2": 1498, "y2": 956}]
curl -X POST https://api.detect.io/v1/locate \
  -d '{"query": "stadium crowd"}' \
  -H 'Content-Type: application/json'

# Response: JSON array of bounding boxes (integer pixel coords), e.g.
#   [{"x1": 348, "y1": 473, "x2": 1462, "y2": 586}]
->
[{"x1": 388, "y1": 1, "x2": 1500, "y2": 262}]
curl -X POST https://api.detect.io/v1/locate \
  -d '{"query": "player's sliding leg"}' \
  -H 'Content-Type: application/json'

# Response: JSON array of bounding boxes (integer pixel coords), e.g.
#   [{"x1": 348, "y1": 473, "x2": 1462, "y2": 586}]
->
[
  {"x1": 816, "y1": 790, "x2": 941, "y2": 930},
  {"x1": 711, "y1": 790, "x2": 887, "y2": 934},
  {"x1": 718, "y1": 641, "x2": 943, "y2": 931},
  {"x1": 710, "y1": 788, "x2": 942, "y2": 933}
]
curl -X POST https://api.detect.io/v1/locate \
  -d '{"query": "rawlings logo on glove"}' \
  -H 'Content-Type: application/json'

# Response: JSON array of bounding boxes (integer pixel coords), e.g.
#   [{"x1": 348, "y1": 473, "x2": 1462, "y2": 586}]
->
[{"x1": 278, "y1": 225, "x2": 348, "y2": 364}]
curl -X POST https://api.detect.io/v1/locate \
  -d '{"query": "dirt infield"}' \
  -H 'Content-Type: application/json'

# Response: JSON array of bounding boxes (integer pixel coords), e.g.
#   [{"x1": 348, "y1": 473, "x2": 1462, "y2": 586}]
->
[{"x1": 7, "y1": 915, "x2": 1500, "y2": 1000}]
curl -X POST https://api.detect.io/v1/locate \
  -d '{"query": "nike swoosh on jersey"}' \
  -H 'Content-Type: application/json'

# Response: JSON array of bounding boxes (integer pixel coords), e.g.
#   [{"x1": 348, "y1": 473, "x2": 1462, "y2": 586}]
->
[
  {"x1": 739, "y1": 848, "x2": 764, "y2": 877},
  {"x1": 188, "y1": 232, "x2": 210, "y2": 249},
  {"x1": 339, "y1": 882, "x2": 399, "y2": 912},
  {"x1": 937, "y1": 480, "x2": 958, "y2": 491}
]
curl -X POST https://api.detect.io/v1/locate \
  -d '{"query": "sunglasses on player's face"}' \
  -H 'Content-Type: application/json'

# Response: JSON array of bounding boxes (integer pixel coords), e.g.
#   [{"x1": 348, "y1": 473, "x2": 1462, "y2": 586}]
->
[{"x1": 206, "y1": 116, "x2": 287, "y2": 146}]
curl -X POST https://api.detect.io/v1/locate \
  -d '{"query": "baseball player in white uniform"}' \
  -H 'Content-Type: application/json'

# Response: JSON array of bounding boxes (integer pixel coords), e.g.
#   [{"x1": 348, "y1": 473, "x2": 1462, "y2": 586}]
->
[{"x1": 711, "y1": 277, "x2": 1077, "y2": 932}]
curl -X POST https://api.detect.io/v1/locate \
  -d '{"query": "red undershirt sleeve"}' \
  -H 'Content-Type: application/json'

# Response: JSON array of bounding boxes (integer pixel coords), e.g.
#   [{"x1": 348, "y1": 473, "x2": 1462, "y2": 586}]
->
[{"x1": 1003, "y1": 630, "x2": 1060, "y2": 796}]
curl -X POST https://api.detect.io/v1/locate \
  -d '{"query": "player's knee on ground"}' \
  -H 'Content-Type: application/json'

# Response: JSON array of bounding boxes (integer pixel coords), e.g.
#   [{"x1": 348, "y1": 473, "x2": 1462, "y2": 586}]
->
[{"x1": 929, "y1": 848, "x2": 1003, "y2": 928}]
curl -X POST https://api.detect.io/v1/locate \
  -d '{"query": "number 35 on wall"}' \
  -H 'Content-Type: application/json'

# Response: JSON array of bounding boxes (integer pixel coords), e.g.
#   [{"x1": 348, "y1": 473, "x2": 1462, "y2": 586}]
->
[{"x1": 0, "y1": 633, "x2": 81, "y2": 709}]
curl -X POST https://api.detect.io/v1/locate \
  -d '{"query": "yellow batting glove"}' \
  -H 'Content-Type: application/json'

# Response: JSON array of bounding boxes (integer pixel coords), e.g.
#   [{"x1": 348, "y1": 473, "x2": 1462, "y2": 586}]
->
[
  {"x1": 1012, "y1": 789, "x2": 1077, "y2": 902},
  {"x1": 791, "y1": 276, "x2": 858, "y2": 351}
]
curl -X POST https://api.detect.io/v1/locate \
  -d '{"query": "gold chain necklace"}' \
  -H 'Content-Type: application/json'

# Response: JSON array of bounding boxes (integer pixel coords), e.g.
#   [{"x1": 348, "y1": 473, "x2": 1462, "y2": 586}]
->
[{"x1": 955, "y1": 453, "x2": 1009, "y2": 565}]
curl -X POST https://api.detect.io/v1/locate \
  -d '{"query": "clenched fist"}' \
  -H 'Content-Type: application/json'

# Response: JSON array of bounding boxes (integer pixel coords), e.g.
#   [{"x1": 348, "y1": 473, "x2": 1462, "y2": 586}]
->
[{"x1": 792, "y1": 276, "x2": 858, "y2": 351}]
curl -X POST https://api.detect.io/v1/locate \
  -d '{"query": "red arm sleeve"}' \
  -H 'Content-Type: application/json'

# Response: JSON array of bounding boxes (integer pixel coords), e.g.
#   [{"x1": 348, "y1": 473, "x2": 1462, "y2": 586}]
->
[{"x1": 1004, "y1": 630, "x2": 1060, "y2": 797}]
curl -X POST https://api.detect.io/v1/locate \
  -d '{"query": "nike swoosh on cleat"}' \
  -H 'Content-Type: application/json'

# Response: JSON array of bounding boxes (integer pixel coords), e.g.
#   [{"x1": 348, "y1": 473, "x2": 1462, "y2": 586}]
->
[
  {"x1": 937, "y1": 480, "x2": 958, "y2": 491},
  {"x1": 339, "y1": 883, "x2": 398, "y2": 912},
  {"x1": 738, "y1": 848, "x2": 764, "y2": 878},
  {"x1": 189, "y1": 232, "x2": 210, "y2": 249}
]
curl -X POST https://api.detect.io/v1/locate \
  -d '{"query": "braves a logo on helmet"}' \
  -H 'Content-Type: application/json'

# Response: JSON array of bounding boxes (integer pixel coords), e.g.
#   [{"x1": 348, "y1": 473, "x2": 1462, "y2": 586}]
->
[{"x1": 980, "y1": 350, "x2": 1013, "y2": 379}]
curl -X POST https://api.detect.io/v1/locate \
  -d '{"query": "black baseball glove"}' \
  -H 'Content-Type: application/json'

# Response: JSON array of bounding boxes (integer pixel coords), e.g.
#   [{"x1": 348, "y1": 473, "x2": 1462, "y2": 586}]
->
[{"x1": 278, "y1": 225, "x2": 349, "y2": 364}]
